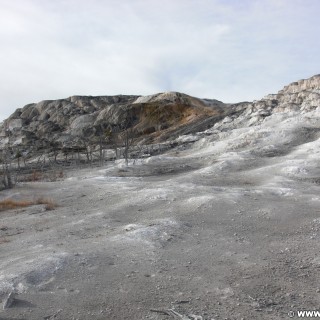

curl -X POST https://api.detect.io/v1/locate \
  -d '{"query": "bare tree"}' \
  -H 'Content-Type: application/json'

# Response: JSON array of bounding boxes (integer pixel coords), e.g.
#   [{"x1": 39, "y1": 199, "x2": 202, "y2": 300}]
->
[
  {"x1": 49, "y1": 140, "x2": 62, "y2": 164},
  {"x1": 122, "y1": 127, "x2": 136, "y2": 165},
  {"x1": 109, "y1": 125, "x2": 122, "y2": 160},
  {"x1": 120, "y1": 109, "x2": 137, "y2": 166},
  {"x1": 93, "y1": 125, "x2": 112, "y2": 166},
  {"x1": 13, "y1": 148, "x2": 22, "y2": 170},
  {"x1": 76, "y1": 137, "x2": 93, "y2": 165},
  {"x1": 0, "y1": 146, "x2": 14, "y2": 189},
  {"x1": 104, "y1": 128, "x2": 112, "y2": 162},
  {"x1": 0, "y1": 127, "x2": 15, "y2": 189}
]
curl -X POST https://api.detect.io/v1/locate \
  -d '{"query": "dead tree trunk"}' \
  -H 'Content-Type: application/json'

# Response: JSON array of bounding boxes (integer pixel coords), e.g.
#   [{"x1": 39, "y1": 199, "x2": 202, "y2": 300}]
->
[{"x1": 0, "y1": 149, "x2": 14, "y2": 189}]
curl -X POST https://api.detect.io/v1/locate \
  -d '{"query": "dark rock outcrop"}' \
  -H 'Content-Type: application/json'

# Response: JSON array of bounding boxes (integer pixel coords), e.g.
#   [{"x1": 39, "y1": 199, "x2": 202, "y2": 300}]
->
[{"x1": 0, "y1": 92, "x2": 224, "y2": 152}]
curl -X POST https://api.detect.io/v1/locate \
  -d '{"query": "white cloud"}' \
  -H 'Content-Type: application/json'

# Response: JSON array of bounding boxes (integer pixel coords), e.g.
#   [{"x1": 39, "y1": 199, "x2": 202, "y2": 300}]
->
[{"x1": 0, "y1": 0, "x2": 319, "y2": 120}]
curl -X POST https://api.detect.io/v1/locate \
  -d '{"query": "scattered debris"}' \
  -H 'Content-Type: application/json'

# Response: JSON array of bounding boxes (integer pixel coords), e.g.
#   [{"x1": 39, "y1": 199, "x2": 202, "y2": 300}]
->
[
  {"x1": 2, "y1": 291, "x2": 16, "y2": 310},
  {"x1": 150, "y1": 308, "x2": 203, "y2": 320},
  {"x1": 189, "y1": 316, "x2": 203, "y2": 320},
  {"x1": 175, "y1": 300, "x2": 191, "y2": 304},
  {"x1": 43, "y1": 309, "x2": 62, "y2": 319}
]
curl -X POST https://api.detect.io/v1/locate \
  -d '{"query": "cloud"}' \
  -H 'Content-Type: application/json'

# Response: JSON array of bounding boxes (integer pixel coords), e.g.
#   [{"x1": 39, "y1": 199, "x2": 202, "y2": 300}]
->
[{"x1": 0, "y1": 0, "x2": 319, "y2": 120}]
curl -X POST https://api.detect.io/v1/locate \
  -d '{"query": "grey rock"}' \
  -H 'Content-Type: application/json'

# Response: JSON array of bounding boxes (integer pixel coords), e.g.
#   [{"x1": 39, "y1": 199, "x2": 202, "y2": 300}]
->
[
  {"x1": 0, "y1": 74, "x2": 319, "y2": 159},
  {"x1": 2, "y1": 291, "x2": 16, "y2": 309}
]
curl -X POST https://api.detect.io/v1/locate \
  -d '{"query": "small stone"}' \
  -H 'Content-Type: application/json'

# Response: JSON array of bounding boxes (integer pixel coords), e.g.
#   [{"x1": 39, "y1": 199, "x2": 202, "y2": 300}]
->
[{"x1": 3, "y1": 292, "x2": 15, "y2": 309}]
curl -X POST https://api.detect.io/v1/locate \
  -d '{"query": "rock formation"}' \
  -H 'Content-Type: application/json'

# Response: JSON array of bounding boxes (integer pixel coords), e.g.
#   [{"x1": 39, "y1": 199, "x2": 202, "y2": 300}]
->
[
  {"x1": 0, "y1": 92, "x2": 223, "y2": 152},
  {"x1": 0, "y1": 74, "x2": 319, "y2": 159},
  {"x1": 0, "y1": 74, "x2": 320, "y2": 318}
]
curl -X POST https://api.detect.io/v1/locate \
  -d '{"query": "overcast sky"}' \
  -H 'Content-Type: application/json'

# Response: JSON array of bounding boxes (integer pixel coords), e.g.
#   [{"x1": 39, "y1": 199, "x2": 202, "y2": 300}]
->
[{"x1": 0, "y1": 0, "x2": 319, "y2": 121}]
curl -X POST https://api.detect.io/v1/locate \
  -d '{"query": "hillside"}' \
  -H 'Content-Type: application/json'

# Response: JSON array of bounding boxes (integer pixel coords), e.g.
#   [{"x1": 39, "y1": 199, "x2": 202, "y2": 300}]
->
[
  {"x1": 1, "y1": 75, "x2": 319, "y2": 160},
  {"x1": 0, "y1": 92, "x2": 224, "y2": 151},
  {"x1": 0, "y1": 75, "x2": 320, "y2": 319}
]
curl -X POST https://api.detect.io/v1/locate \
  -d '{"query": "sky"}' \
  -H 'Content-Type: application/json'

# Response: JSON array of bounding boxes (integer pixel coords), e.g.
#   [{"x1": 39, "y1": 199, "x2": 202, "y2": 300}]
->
[{"x1": 0, "y1": 0, "x2": 319, "y2": 121}]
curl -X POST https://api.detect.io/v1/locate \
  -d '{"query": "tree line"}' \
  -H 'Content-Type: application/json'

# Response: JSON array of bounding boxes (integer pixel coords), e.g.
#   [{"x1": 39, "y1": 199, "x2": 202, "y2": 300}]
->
[{"x1": 0, "y1": 114, "x2": 139, "y2": 189}]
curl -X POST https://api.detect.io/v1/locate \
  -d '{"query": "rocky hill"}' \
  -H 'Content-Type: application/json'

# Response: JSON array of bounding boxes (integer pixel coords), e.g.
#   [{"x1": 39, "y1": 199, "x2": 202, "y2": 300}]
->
[
  {"x1": 0, "y1": 74, "x2": 319, "y2": 161},
  {"x1": 1, "y1": 74, "x2": 320, "y2": 319},
  {"x1": 0, "y1": 92, "x2": 224, "y2": 151}
]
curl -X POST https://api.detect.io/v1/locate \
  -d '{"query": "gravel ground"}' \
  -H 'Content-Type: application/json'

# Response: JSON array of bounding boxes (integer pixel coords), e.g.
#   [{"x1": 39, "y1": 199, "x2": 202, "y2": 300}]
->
[{"x1": 0, "y1": 148, "x2": 320, "y2": 320}]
